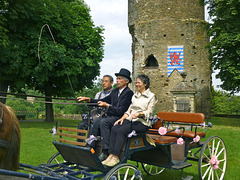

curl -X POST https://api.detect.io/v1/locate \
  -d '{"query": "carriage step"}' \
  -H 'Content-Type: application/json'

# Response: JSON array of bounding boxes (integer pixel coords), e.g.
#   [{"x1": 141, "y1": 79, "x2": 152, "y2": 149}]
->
[{"x1": 171, "y1": 160, "x2": 192, "y2": 170}]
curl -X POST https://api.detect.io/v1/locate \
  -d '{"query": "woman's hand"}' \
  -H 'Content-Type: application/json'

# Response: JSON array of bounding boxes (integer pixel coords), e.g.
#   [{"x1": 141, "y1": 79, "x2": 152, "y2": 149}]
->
[
  {"x1": 114, "y1": 119, "x2": 124, "y2": 126},
  {"x1": 131, "y1": 112, "x2": 139, "y2": 120},
  {"x1": 131, "y1": 112, "x2": 144, "y2": 120}
]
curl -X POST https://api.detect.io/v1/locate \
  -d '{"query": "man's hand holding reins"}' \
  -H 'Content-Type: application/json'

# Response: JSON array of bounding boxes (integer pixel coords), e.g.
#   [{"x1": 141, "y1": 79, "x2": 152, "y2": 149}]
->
[
  {"x1": 97, "y1": 101, "x2": 109, "y2": 108},
  {"x1": 77, "y1": 96, "x2": 91, "y2": 102}
]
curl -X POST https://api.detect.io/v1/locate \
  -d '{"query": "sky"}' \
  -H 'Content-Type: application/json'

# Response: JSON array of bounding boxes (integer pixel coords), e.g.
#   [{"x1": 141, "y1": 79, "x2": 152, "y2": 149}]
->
[
  {"x1": 84, "y1": 0, "x2": 132, "y2": 82},
  {"x1": 84, "y1": 0, "x2": 221, "y2": 90}
]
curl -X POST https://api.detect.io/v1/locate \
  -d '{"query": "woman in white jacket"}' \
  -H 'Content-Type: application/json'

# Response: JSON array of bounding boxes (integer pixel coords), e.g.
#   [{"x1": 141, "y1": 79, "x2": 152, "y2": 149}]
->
[{"x1": 102, "y1": 74, "x2": 157, "y2": 167}]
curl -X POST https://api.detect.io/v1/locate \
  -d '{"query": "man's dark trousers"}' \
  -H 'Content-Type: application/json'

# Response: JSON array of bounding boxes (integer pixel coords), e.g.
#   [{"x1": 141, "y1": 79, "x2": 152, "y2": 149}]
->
[
  {"x1": 90, "y1": 115, "x2": 119, "y2": 150},
  {"x1": 89, "y1": 87, "x2": 134, "y2": 151}
]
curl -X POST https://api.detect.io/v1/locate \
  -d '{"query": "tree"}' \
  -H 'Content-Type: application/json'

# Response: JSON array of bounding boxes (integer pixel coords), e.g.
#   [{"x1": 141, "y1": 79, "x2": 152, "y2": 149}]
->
[
  {"x1": 211, "y1": 86, "x2": 240, "y2": 115},
  {"x1": 0, "y1": 0, "x2": 8, "y2": 47},
  {"x1": 211, "y1": 88, "x2": 230, "y2": 114},
  {"x1": 0, "y1": 0, "x2": 104, "y2": 121},
  {"x1": 0, "y1": 0, "x2": 9, "y2": 101},
  {"x1": 202, "y1": 0, "x2": 240, "y2": 93}
]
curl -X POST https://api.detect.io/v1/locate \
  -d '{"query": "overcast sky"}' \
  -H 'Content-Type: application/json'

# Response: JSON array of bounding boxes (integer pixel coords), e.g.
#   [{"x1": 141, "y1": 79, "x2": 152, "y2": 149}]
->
[
  {"x1": 84, "y1": 0, "x2": 221, "y2": 89},
  {"x1": 84, "y1": 0, "x2": 132, "y2": 82}
]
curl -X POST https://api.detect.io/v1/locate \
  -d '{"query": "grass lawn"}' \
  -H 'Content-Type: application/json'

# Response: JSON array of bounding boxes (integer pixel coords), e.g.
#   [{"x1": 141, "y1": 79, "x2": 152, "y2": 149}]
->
[{"x1": 19, "y1": 117, "x2": 240, "y2": 179}]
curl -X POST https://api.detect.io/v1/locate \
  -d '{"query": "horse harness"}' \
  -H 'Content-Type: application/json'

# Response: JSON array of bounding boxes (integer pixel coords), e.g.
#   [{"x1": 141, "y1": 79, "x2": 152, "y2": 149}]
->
[{"x1": 0, "y1": 103, "x2": 9, "y2": 148}]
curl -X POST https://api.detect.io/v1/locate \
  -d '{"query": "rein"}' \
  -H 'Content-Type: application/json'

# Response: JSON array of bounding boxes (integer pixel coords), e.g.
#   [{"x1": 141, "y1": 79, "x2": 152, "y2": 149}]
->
[{"x1": 0, "y1": 96, "x2": 98, "y2": 106}]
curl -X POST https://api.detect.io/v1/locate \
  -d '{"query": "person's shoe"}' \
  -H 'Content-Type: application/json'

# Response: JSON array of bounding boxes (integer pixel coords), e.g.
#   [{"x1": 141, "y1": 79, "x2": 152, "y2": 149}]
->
[
  {"x1": 102, "y1": 155, "x2": 112, "y2": 165},
  {"x1": 105, "y1": 157, "x2": 120, "y2": 167},
  {"x1": 98, "y1": 152, "x2": 108, "y2": 161}
]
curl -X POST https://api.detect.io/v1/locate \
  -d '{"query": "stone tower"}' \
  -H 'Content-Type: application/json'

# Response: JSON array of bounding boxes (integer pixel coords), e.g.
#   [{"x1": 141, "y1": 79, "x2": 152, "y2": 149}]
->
[{"x1": 128, "y1": 0, "x2": 211, "y2": 116}]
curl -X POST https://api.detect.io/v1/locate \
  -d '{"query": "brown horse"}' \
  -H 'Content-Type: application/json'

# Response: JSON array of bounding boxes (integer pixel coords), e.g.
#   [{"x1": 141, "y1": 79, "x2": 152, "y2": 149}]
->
[{"x1": 0, "y1": 102, "x2": 20, "y2": 171}]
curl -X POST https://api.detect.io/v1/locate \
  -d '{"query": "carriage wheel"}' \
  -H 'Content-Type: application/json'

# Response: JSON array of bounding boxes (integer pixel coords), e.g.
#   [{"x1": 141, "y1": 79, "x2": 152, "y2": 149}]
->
[
  {"x1": 104, "y1": 163, "x2": 143, "y2": 180},
  {"x1": 141, "y1": 163, "x2": 165, "y2": 175},
  {"x1": 47, "y1": 152, "x2": 65, "y2": 164},
  {"x1": 198, "y1": 136, "x2": 227, "y2": 180}
]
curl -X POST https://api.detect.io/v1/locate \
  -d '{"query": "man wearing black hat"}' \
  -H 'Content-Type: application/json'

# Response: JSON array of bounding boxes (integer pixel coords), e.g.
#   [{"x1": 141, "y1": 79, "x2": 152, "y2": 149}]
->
[{"x1": 77, "y1": 68, "x2": 134, "y2": 161}]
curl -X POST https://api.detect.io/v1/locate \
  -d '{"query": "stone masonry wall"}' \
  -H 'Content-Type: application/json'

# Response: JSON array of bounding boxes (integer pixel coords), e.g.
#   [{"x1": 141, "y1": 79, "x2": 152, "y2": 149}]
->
[{"x1": 128, "y1": 0, "x2": 211, "y2": 116}]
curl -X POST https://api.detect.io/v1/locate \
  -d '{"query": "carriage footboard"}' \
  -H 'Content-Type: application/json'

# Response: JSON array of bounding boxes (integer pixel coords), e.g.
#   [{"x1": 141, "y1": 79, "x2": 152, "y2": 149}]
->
[{"x1": 52, "y1": 140, "x2": 106, "y2": 171}]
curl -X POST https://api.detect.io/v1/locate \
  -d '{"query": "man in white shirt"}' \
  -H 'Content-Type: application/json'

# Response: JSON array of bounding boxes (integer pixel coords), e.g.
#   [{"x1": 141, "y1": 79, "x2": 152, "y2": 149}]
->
[
  {"x1": 77, "y1": 75, "x2": 113, "y2": 141},
  {"x1": 94, "y1": 75, "x2": 113, "y2": 99},
  {"x1": 78, "y1": 68, "x2": 134, "y2": 161}
]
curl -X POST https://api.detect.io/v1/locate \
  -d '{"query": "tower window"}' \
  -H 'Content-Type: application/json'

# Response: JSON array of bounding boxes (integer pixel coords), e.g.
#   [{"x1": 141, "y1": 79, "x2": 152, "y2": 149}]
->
[
  {"x1": 145, "y1": 54, "x2": 158, "y2": 67},
  {"x1": 176, "y1": 100, "x2": 190, "y2": 112}
]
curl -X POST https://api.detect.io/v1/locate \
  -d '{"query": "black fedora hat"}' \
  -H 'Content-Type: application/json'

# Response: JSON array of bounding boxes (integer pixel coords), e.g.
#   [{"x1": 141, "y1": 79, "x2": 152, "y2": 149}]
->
[{"x1": 115, "y1": 68, "x2": 132, "y2": 83}]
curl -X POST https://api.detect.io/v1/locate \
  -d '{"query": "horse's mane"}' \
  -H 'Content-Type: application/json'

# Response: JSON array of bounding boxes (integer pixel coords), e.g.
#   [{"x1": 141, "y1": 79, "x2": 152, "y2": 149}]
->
[
  {"x1": 5, "y1": 105, "x2": 20, "y2": 129},
  {"x1": 4, "y1": 105, "x2": 21, "y2": 170}
]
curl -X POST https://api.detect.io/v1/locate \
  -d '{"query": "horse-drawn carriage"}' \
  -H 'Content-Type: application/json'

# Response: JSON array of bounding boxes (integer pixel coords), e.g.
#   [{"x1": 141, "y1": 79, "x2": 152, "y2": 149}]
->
[{"x1": 0, "y1": 103, "x2": 227, "y2": 180}]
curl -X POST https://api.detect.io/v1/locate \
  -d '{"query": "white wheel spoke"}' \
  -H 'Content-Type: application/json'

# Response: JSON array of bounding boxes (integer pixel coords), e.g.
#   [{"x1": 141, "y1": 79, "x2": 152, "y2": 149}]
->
[
  {"x1": 142, "y1": 163, "x2": 165, "y2": 175},
  {"x1": 130, "y1": 174, "x2": 136, "y2": 180},
  {"x1": 212, "y1": 168, "x2": 214, "y2": 180},
  {"x1": 200, "y1": 137, "x2": 226, "y2": 180},
  {"x1": 106, "y1": 164, "x2": 142, "y2": 180},
  {"x1": 218, "y1": 158, "x2": 226, "y2": 163},
  {"x1": 214, "y1": 140, "x2": 221, "y2": 156},
  {"x1": 220, "y1": 170, "x2": 225, "y2": 180},
  {"x1": 216, "y1": 148, "x2": 224, "y2": 158},
  {"x1": 203, "y1": 152, "x2": 211, "y2": 161},
  {"x1": 149, "y1": 165, "x2": 153, "y2": 173},
  {"x1": 207, "y1": 167, "x2": 213, "y2": 180},
  {"x1": 124, "y1": 167, "x2": 130, "y2": 180},
  {"x1": 215, "y1": 169, "x2": 220, "y2": 180},
  {"x1": 118, "y1": 170, "x2": 121, "y2": 179},
  {"x1": 212, "y1": 139, "x2": 215, "y2": 157},
  {"x1": 208, "y1": 143, "x2": 212, "y2": 156},
  {"x1": 202, "y1": 163, "x2": 211, "y2": 168},
  {"x1": 202, "y1": 165, "x2": 211, "y2": 179},
  {"x1": 218, "y1": 158, "x2": 225, "y2": 162},
  {"x1": 218, "y1": 167, "x2": 223, "y2": 172}
]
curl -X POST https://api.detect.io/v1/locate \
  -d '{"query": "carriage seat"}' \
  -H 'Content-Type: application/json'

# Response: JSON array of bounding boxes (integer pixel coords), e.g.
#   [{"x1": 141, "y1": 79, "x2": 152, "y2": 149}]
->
[
  {"x1": 148, "y1": 129, "x2": 205, "y2": 138},
  {"x1": 56, "y1": 126, "x2": 87, "y2": 147},
  {"x1": 148, "y1": 112, "x2": 206, "y2": 138},
  {"x1": 147, "y1": 134, "x2": 178, "y2": 145}
]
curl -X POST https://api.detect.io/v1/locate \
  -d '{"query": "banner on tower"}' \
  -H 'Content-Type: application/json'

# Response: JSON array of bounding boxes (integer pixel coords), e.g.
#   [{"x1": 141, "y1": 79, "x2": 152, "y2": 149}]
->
[{"x1": 167, "y1": 46, "x2": 184, "y2": 77}]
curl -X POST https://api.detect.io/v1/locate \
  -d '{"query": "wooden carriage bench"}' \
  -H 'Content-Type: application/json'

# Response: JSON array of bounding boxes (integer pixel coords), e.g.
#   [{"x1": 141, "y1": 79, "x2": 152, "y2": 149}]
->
[
  {"x1": 142, "y1": 111, "x2": 207, "y2": 167},
  {"x1": 57, "y1": 126, "x2": 88, "y2": 147},
  {"x1": 148, "y1": 112, "x2": 206, "y2": 139},
  {"x1": 51, "y1": 124, "x2": 108, "y2": 172}
]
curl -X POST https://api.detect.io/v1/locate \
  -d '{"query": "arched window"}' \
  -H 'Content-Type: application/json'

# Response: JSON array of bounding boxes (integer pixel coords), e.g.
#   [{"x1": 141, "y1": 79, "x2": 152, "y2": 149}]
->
[{"x1": 145, "y1": 54, "x2": 158, "y2": 67}]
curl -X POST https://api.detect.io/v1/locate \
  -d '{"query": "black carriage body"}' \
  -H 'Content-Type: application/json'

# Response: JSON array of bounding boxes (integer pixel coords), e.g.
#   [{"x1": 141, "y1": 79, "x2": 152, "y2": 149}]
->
[{"x1": 0, "y1": 112, "x2": 227, "y2": 180}]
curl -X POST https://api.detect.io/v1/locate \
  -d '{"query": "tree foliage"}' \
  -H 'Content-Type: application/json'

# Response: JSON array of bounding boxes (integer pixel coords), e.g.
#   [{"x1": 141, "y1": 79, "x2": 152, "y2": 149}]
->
[
  {"x1": 0, "y1": 0, "x2": 9, "y2": 47},
  {"x1": 1, "y1": 0, "x2": 104, "y2": 94},
  {"x1": 0, "y1": 0, "x2": 104, "y2": 121},
  {"x1": 211, "y1": 87, "x2": 240, "y2": 115},
  {"x1": 202, "y1": 0, "x2": 240, "y2": 93}
]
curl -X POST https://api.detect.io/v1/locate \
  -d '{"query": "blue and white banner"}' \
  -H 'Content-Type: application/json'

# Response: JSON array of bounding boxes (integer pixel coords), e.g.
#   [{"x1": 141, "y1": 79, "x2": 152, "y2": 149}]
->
[{"x1": 167, "y1": 46, "x2": 184, "y2": 77}]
